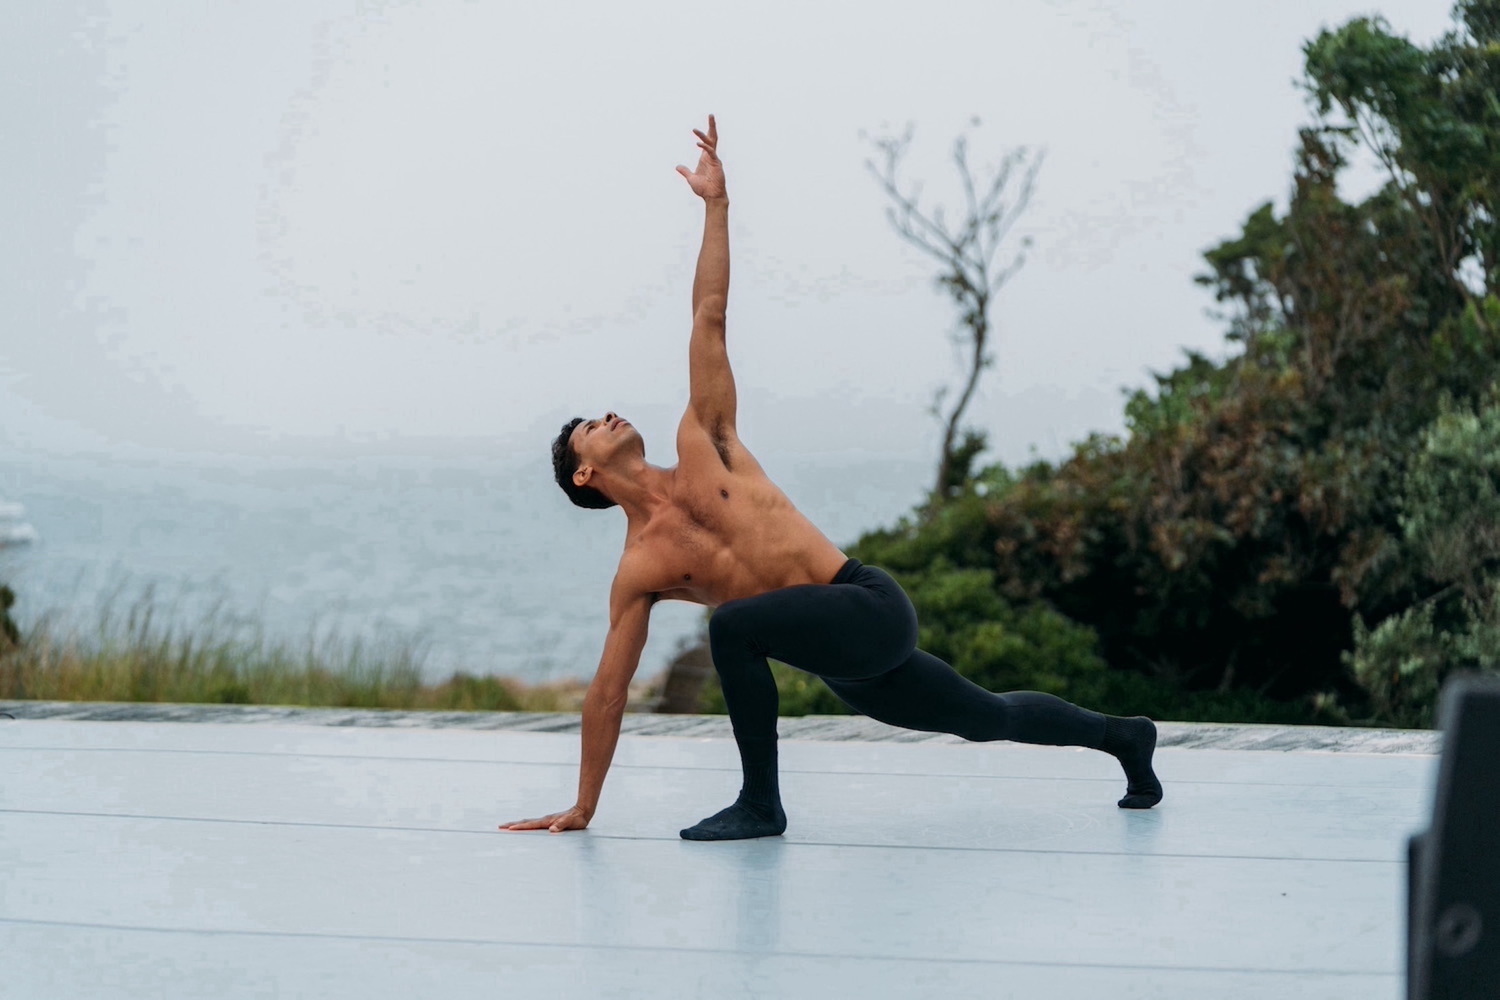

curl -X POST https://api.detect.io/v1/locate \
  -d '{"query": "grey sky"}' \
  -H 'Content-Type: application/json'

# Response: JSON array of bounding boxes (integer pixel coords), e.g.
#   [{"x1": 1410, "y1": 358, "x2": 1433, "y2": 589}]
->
[{"x1": 2, "y1": 0, "x2": 1456, "y2": 470}]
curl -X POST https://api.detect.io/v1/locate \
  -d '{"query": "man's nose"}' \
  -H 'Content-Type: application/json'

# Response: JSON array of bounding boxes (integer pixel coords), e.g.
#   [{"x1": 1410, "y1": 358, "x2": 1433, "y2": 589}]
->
[{"x1": 605, "y1": 412, "x2": 617, "y2": 424}]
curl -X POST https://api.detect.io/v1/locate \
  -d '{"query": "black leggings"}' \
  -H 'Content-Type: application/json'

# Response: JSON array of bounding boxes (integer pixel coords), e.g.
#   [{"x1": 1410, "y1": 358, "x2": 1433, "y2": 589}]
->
[{"x1": 708, "y1": 558, "x2": 1107, "y2": 748}]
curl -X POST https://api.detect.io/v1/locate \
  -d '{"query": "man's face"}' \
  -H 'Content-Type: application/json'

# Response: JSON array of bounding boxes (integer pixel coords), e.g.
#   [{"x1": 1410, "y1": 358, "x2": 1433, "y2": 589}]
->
[{"x1": 570, "y1": 411, "x2": 639, "y2": 480}]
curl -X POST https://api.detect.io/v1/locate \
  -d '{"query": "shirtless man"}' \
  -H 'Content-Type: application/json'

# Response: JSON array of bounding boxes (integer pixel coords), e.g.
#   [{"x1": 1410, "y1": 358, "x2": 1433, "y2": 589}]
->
[{"x1": 500, "y1": 116, "x2": 1162, "y2": 842}]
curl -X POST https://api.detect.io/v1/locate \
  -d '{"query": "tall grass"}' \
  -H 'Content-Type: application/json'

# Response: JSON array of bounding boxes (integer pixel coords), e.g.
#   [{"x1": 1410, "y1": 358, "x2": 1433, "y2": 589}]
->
[{"x1": 0, "y1": 583, "x2": 588, "y2": 712}]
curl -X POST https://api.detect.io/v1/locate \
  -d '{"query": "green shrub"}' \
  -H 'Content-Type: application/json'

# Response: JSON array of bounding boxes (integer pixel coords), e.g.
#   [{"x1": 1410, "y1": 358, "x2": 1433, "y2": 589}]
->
[{"x1": 1346, "y1": 396, "x2": 1500, "y2": 726}]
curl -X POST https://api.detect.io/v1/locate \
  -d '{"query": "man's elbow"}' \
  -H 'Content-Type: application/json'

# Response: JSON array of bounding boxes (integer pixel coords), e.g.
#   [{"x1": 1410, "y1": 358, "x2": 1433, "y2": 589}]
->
[
  {"x1": 694, "y1": 295, "x2": 727, "y2": 326},
  {"x1": 585, "y1": 678, "x2": 630, "y2": 716}
]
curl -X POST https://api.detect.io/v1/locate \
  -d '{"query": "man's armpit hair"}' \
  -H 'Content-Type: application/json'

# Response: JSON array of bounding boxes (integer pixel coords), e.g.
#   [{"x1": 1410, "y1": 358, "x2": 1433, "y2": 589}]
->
[{"x1": 712, "y1": 415, "x2": 733, "y2": 471}]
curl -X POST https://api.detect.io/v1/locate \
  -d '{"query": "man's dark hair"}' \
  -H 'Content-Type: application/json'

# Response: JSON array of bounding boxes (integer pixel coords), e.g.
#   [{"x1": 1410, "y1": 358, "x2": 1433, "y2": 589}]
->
[{"x1": 552, "y1": 417, "x2": 617, "y2": 510}]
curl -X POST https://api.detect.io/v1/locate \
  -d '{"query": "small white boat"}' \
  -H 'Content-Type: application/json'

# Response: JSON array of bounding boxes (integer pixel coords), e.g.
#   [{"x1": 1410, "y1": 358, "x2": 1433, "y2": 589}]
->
[{"x1": 0, "y1": 501, "x2": 37, "y2": 547}]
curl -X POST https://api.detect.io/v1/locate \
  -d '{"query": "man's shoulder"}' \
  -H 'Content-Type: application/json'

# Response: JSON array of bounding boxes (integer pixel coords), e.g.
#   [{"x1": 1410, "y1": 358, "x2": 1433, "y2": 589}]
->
[
  {"x1": 675, "y1": 408, "x2": 765, "y2": 477},
  {"x1": 613, "y1": 541, "x2": 675, "y2": 600}
]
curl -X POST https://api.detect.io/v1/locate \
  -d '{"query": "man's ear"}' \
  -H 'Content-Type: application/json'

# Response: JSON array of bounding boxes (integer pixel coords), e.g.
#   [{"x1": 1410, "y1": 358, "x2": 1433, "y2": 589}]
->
[{"x1": 573, "y1": 466, "x2": 593, "y2": 488}]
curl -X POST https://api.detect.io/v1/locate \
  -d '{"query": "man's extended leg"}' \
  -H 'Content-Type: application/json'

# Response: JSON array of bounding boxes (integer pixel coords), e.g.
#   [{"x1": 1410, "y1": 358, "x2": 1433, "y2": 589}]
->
[
  {"x1": 810, "y1": 560, "x2": 1161, "y2": 808},
  {"x1": 822, "y1": 651, "x2": 1163, "y2": 809}
]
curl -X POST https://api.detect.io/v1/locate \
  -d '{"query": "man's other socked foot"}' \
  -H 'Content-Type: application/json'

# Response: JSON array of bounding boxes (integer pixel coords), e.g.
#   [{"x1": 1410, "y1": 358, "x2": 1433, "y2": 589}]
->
[
  {"x1": 679, "y1": 799, "x2": 787, "y2": 841},
  {"x1": 1108, "y1": 716, "x2": 1164, "y2": 809}
]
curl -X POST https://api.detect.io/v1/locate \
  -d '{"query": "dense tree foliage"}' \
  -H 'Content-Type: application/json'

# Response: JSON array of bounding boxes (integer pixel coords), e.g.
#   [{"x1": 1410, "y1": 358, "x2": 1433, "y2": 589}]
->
[
  {"x1": 831, "y1": 1, "x2": 1500, "y2": 728},
  {"x1": 1347, "y1": 393, "x2": 1500, "y2": 724}
]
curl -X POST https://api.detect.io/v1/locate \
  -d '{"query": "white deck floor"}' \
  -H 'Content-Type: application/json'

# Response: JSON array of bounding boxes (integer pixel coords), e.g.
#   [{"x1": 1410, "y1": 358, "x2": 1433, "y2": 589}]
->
[{"x1": 0, "y1": 710, "x2": 1435, "y2": 999}]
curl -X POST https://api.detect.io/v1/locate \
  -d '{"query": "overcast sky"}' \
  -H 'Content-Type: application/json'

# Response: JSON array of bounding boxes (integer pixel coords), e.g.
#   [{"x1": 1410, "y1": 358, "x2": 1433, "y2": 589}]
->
[{"x1": 1, "y1": 0, "x2": 1457, "y2": 471}]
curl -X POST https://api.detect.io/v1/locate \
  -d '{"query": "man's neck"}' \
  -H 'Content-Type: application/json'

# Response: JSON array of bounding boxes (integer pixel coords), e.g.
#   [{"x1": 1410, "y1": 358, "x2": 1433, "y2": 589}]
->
[{"x1": 602, "y1": 463, "x2": 675, "y2": 526}]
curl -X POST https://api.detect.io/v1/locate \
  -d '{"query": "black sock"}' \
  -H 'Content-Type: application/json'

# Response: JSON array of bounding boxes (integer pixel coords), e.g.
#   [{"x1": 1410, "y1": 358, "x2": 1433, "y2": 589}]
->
[
  {"x1": 680, "y1": 736, "x2": 788, "y2": 841},
  {"x1": 1102, "y1": 716, "x2": 1163, "y2": 809}
]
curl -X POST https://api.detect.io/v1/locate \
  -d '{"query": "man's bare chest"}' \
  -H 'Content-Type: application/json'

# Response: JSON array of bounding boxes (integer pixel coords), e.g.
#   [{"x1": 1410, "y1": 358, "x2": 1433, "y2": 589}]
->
[{"x1": 630, "y1": 483, "x2": 791, "y2": 602}]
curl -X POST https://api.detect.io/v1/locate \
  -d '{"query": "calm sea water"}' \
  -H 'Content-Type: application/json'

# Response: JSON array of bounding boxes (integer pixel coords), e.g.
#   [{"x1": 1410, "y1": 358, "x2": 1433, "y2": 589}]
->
[{"x1": 0, "y1": 449, "x2": 928, "y2": 684}]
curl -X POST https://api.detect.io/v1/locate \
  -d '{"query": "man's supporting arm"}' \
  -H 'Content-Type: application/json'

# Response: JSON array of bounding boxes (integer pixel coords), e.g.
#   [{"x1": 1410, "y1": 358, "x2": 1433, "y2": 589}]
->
[
  {"x1": 574, "y1": 587, "x2": 651, "y2": 819},
  {"x1": 499, "y1": 572, "x2": 651, "y2": 833}
]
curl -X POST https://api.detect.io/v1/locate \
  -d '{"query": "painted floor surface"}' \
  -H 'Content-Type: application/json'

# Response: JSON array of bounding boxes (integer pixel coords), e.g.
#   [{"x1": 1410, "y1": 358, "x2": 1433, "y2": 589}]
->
[{"x1": 0, "y1": 717, "x2": 1435, "y2": 999}]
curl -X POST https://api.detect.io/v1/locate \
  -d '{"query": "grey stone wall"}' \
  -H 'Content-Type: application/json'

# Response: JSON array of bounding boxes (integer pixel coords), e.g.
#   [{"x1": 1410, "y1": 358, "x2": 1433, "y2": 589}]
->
[{"x1": 0, "y1": 700, "x2": 1441, "y2": 753}]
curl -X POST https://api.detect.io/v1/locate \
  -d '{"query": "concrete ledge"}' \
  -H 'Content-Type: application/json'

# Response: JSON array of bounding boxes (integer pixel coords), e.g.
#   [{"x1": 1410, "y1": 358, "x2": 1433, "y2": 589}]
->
[{"x1": 0, "y1": 699, "x2": 1441, "y2": 754}]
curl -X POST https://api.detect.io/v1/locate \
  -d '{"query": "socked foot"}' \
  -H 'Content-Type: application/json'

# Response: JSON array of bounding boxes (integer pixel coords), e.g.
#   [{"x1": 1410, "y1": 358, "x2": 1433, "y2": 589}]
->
[
  {"x1": 680, "y1": 798, "x2": 787, "y2": 841},
  {"x1": 1110, "y1": 716, "x2": 1163, "y2": 809}
]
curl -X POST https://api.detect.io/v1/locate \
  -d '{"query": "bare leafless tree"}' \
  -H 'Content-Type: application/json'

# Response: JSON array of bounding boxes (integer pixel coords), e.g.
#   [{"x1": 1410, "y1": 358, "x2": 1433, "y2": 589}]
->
[{"x1": 865, "y1": 121, "x2": 1042, "y2": 506}]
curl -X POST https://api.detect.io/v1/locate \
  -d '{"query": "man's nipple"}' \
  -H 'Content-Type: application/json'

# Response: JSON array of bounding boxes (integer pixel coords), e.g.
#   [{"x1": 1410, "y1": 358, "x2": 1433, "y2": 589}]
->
[{"x1": 720, "y1": 489, "x2": 729, "y2": 499}]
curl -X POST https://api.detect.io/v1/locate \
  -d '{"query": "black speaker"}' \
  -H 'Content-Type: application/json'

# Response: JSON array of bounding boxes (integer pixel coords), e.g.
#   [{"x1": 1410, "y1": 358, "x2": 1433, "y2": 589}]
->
[{"x1": 1408, "y1": 673, "x2": 1500, "y2": 999}]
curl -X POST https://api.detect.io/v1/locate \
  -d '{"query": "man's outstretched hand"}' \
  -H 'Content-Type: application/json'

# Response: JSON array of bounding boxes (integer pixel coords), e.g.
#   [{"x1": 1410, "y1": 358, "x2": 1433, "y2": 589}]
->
[
  {"x1": 499, "y1": 804, "x2": 591, "y2": 834},
  {"x1": 676, "y1": 115, "x2": 726, "y2": 202}
]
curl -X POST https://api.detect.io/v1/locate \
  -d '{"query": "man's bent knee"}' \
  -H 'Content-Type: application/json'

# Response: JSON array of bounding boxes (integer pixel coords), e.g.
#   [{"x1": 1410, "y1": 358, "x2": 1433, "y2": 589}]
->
[{"x1": 708, "y1": 601, "x2": 761, "y2": 654}]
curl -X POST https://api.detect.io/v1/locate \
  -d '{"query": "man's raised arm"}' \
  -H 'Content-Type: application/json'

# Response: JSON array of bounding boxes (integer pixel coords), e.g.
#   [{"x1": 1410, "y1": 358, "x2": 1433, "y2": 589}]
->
[
  {"x1": 676, "y1": 116, "x2": 738, "y2": 434},
  {"x1": 676, "y1": 115, "x2": 729, "y2": 319},
  {"x1": 499, "y1": 568, "x2": 652, "y2": 833}
]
